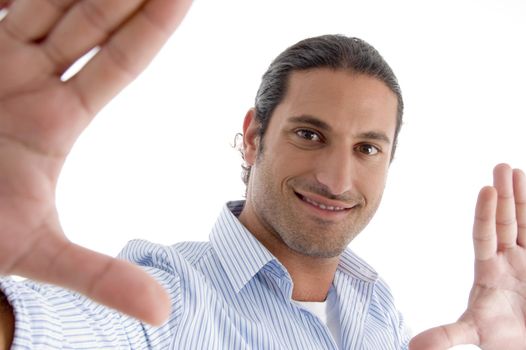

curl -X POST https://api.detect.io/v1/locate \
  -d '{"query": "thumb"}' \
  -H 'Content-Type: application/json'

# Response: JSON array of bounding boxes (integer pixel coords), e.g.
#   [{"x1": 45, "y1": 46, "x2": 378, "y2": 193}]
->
[
  {"x1": 14, "y1": 235, "x2": 171, "y2": 326},
  {"x1": 409, "y1": 322, "x2": 479, "y2": 350}
]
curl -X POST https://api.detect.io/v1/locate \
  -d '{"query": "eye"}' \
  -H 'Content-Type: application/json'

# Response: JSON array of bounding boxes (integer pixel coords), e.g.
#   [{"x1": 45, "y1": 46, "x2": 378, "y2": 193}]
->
[
  {"x1": 355, "y1": 143, "x2": 380, "y2": 156},
  {"x1": 295, "y1": 129, "x2": 323, "y2": 142}
]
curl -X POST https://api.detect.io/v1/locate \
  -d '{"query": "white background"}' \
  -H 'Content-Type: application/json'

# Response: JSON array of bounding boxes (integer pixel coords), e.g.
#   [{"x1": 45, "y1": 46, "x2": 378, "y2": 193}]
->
[{"x1": 54, "y1": 1, "x2": 525, "y2": 348}]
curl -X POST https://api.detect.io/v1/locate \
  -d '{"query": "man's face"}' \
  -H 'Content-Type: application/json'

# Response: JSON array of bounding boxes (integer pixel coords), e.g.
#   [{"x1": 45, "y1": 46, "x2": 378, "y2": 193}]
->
[{"x1": 242, "y1": 68, "x2": 398, "y2": 258}]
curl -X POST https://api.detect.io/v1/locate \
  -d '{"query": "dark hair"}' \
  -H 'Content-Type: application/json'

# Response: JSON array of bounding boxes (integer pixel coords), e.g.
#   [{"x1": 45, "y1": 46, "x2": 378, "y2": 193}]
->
[{"x1": 241, "y1": 34, "x2": 404, "y2": 185}]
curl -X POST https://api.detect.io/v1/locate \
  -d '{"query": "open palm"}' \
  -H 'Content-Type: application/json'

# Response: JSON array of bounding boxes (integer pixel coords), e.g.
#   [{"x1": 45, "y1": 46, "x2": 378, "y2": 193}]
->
[
  {"x1": 0, "y1": 0, "x2": 191, "y2": 325},
  {"x1": 410, "y1": 164, "x2": 526, "y2": 349}
]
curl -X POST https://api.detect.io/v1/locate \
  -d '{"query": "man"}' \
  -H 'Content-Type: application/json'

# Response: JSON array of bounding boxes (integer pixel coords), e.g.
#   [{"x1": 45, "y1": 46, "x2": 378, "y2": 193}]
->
[{"x1": 0, "y1": 0, "x2": 525, "y2": 349}]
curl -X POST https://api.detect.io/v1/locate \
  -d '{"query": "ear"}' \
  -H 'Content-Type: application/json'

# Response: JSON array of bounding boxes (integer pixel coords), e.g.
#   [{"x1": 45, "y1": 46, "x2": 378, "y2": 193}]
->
[{"x1": 242, "y1": 108, "x2": 260, "y2": 166}]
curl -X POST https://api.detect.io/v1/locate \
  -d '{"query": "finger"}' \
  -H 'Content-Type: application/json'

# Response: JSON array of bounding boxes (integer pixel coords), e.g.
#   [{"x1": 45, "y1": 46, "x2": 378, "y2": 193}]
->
[
  {"x1": 69, "y1": 0, "x2": 193, "y2": 114},
  {"x1": 494, "y1": 163, "x2": 517, "y2": 250},
  {"x1": 473, "y1": 186, "x2": 498, "y2": 261},
  {"x1": 514, "y1": 168, "x2": 526, "y2": 246},
  {"x1": 409, "y1": 322, "x2": 478, "y2": 350},
  {"x1": 43, "y1": 0, "x2": 146, "y2": 74},
  {"x1": 0, "y1": 0, "x2": 76, "y2": 42},
  {"x1": 14, "y1": 232, "x2": 171, "y2": 325}
]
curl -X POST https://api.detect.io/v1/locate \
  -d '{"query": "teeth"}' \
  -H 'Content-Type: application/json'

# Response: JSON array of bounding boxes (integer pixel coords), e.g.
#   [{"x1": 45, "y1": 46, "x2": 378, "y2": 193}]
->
[{"x1": 303, "y1": 196, "x2": 346, "y2": 211}]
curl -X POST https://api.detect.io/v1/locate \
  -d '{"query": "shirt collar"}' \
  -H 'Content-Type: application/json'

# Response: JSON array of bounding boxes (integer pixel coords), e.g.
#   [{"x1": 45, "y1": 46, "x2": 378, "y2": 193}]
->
[
  {"x1": 209, "y1": 201, "x2": 278, "y2": 294},
  {"x1": 210, "y1": 200, "x2": 379, "y2": 294},
  {"x1": 337, "y1": 248, "x2": 378, "y2": 283}
]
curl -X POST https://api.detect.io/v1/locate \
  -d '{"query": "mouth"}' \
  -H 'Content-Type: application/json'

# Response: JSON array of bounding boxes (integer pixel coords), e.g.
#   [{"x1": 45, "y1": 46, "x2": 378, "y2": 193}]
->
[{"x1": 294, "y1": 191, "x2": 355, "y2": 214}]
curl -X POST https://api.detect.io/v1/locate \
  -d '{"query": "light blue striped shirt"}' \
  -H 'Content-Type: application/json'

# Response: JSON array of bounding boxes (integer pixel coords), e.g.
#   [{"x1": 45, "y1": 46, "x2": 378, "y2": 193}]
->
[{"x1": 1, "y1": 201, "x2": 410, "y2": 349}]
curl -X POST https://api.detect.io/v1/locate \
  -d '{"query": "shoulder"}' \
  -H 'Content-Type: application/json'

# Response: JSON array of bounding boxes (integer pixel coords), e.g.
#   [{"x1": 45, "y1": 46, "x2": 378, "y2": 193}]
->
[{"x1": 118, "y1": 239, "x2": 213, "y2": 275}]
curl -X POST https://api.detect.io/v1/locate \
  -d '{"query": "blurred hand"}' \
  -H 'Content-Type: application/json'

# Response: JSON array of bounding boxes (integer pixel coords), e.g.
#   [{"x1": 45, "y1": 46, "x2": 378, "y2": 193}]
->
[
  {"x1": 0, "y1": 0, "x2": 192, "y2": 325},
  {"x1": 410, "y1": 164, "x2": 526, "y2": 349}
]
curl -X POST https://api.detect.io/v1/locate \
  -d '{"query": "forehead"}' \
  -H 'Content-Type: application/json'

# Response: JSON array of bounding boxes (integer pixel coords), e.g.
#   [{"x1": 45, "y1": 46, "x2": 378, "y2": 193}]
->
[{"x1": 272, "y1": 68, "x2": 398, "y2": 135}]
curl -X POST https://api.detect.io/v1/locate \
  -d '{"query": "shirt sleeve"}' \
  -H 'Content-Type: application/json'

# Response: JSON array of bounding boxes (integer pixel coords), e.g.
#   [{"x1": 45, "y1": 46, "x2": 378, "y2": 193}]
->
[{"x1": 0, "y1": 241, "x2": 183, "y2": 349}]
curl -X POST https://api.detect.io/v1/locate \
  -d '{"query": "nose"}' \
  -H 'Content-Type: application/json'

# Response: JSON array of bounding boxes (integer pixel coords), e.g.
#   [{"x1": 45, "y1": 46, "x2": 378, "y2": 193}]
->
[{"x1": 314, "y1": 147, "x2": 354, "y2": 196}]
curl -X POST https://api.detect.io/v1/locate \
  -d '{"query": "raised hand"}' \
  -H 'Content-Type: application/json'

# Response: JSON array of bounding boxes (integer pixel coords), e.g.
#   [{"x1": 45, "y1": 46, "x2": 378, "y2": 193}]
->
[
  {"x1": 0, "y1": 0, "x2": 192, "y2": 325},
  {"x1": 410, "y1": 163, "x2": 526, "y2": 349}
]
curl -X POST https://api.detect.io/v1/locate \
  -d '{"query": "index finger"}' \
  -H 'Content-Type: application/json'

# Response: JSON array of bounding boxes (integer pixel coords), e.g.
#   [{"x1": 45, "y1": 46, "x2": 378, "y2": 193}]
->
[
  {"x1": 493, "y1": 163, "x2": 517, "y2": 250},
  {"x1": 68, "y1": 0, "x2": 193, "y2": 115},
  {"x1": 473, "y1": 186, "x2": 498, "y2": 261}
]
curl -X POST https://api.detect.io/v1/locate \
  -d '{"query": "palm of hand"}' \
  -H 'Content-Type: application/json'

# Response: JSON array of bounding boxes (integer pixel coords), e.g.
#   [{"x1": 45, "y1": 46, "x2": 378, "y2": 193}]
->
[
  {"x1": 462, "y1": 250, "x2": 526, "y2": 349},
  {"x1": 0, "y1": 0, "x2": 192, "y2": 325},
  {"x1": 410, "y1": 164, "x2": 526, "y2": 349},
  {"x1": 0, "y1": 28, "x2": 85, "y2": 279}
]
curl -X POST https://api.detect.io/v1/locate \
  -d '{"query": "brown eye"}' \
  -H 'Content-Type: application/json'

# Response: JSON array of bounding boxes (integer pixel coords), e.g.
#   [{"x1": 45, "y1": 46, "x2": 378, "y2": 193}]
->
[
  {"x1": 355, "y1": 143, "x2": 380, "y2": 155},
  {"x1": 295, "y1": 129, "x2": 322, "y2": 142}
]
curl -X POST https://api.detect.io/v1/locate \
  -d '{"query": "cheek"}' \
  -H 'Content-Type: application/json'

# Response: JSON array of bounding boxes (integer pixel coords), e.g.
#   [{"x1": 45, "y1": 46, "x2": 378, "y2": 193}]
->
[
  {"x1": 356, "y1": 166, "x2": 389, "y2": 198},
  {"x1": 267, "y1": 141, "x2": 317, "y2": 173},
  {"x1": 278, "y1": 151, "x2": 321, "y2": 182}
]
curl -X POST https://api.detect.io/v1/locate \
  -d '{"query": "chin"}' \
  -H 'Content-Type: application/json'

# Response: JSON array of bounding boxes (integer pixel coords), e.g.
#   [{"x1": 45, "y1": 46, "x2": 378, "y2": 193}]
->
[{"x1": 287, "y1": 242, "x2": 347, "y2": 259}]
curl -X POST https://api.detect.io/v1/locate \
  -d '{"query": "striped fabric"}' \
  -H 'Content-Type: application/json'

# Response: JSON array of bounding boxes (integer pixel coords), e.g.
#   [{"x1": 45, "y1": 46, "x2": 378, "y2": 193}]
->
[{"x1": 1, "y1": 201, "x2": 410, "y2": 349}]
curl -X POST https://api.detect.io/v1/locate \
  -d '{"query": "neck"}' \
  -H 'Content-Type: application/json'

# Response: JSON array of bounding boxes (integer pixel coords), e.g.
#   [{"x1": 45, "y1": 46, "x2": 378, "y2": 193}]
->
[
  {"x1": 238, "y1": 205, "x2": 340, "y2": 302},
  {"x1": 279, "y1": 250, "x2": 339, "y2": 302}
]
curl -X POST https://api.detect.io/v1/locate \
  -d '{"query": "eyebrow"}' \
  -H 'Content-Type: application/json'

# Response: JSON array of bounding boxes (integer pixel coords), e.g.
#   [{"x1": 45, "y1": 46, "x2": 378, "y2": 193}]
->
[
  {"x1": 288, "y1": 114, "x2": 392, "y2": 145},
  {"x1": 356, "y1": 131, "x2": 392, "y2": 145},
  {"x1": 288, "y1": 115, "x2": 332, "y2": 131}
]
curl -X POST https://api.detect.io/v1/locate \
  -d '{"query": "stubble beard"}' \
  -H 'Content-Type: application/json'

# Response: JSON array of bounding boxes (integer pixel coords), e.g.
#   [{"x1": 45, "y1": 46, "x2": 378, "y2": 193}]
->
[
  {"x1": 251, "y1": 160, "x2": 381, "y2": 259},
  {"x1": 258, "y1": 197, "x2": 379, "y2": 259}
]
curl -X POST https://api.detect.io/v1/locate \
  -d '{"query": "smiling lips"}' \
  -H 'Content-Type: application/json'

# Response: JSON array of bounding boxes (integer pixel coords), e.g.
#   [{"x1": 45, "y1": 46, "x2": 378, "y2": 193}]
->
[{"x1": 295, "y1": 192, "x2": 354, "y2": 213}]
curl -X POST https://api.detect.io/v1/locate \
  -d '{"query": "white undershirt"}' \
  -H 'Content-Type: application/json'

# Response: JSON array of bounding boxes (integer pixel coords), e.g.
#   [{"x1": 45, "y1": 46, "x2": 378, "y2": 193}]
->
[{"x1": 294, "y1": 288, "x2": 342, "y2": 349}]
